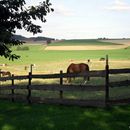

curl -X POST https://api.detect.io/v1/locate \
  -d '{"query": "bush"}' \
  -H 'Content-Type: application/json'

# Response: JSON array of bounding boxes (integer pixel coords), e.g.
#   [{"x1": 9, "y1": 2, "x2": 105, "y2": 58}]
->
[{"x1": 16, "y1": 46, "x2": 29, "y2": 51}]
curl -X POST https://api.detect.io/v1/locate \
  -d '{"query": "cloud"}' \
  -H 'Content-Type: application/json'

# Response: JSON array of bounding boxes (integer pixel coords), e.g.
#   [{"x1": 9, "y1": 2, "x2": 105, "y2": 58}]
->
[
  {"x1": 54, "y1": 5, "x2": 75, "y2": 16},
  {"x1": 105, "y1": 0, "x2": 130, "y2": 11}
]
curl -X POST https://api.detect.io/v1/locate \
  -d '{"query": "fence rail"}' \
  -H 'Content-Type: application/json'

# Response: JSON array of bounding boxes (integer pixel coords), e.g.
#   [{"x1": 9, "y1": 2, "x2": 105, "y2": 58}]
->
[
  {"x1": 0, "y1": 94, "x2": 105, "y2": 107},
  {"x1": 0, "y1": 70, "x2": 106, "y2": 81},
  {"x1": 0, "y1": 69, "x2": 108, "y2": 107},
  {"x1": 0, "y1": 56, "x2": 130, "y2": 107},
  {"x1": 109, "y1": 68, "x2": 130, "y2": 74},
  {"x1": 109, "y1": 80, "x2": 130, "y2": 88},
  {"x1": 0, "y1": 84, "x2": 105, "y2": 91}
]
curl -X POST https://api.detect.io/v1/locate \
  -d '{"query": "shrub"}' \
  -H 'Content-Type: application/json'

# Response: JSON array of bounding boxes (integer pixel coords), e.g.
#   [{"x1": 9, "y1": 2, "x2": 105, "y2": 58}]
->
[{"x1": 16, "y1": 46, "x2": 29, "y2": 51}]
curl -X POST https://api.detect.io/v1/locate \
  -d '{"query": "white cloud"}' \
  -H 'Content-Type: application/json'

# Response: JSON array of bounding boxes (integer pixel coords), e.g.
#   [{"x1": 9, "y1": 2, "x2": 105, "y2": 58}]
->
[
  {"x1": 105, "y1": 0, "x2": 130, "y2": 11},
  {"x1": 54, "y1": 5, "x2": 75, "y2": 16}
]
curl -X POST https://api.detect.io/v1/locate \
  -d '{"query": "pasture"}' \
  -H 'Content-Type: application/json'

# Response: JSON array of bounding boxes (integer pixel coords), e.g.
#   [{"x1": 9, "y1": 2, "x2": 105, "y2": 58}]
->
[
  {"x1": 0, "y1": 40, "x2": 130, "y2": 83},
  {"x1": 48, "y1": 39, "x2": 122, "y2": 46},
  {"x1": 0, "y1": 39, "x2": 130, "y2": 100},
  {"x1": 0, "y1": 39, "x2": 130, "y2": 75},
  {"x1": 0, "y1": 39, "x2": 130, "y2": 130}
]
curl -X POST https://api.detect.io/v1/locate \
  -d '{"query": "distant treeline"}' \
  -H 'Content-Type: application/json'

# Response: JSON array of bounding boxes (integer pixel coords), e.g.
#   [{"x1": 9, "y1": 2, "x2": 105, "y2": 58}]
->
[{"x1": 13, "y1": 35, "x2": 55, "y2": 42}]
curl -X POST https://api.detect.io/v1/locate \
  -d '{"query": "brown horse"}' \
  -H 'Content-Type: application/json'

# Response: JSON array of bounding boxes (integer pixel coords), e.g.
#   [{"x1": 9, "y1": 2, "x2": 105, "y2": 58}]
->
[
  {"x1": 66, "y1": 63, "x2": 90, "y2": 83},
  {"x1": 0, "y1": 71, "x2": 11, "y2": 77}
]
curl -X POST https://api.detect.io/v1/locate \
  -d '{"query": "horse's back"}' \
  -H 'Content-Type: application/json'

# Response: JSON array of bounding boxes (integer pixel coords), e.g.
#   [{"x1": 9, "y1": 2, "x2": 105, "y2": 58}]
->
[
  {"x1": 79, "y1": 63, "x2": 89, "y2": 72},
  {"x1": 67, "y1": 63, "x2": 79, "y2": 73},
  {"x1": 66, "y1": 63, "x2": 90, "y2": 82},
  {"x1": 67, "y1": 63, "x2": 89, "y2": 73}
]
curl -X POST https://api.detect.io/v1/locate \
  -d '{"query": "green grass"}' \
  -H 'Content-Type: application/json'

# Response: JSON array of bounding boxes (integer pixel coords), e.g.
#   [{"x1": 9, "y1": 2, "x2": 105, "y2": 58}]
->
[
  {"x1": 1, "y1": 74, "x2": 130, "y2": 100},
  {"x1": 49, "y1": 39, "x2": 121, "y2": 46},
  {"x1": 0, "y1": 42, "x2": 130, "y2": 130},
  {"x1": 0, "y1": 45, "x2": 130, "y2": 65},
  {"x1": 0, "y1": 100, "x2": 130, "y2": 130}
]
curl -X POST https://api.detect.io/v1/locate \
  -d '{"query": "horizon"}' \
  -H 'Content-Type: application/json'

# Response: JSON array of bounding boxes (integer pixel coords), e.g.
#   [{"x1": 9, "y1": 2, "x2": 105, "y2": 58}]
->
[
  {"x1": 16, "y1": 0, "x2": 130, "y2": 39},
  {"x1": 15, "y1": 34, "x2": 130, "y2": 40}
]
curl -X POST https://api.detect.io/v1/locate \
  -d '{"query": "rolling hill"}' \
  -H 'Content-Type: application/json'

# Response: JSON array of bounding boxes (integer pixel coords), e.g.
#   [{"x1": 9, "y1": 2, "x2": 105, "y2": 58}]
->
[
  {"x1": 48, "y1": 39, "x2": 122, "y2": 46},
  {"x1": 13, "y1": 35, "x2": 55, "y2": 43}
]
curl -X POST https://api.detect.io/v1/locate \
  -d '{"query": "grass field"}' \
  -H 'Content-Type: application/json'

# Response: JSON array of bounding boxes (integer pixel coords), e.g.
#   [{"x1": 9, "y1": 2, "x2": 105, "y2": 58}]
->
[
  {"x1": 0, "y1": 41, "x2": 130, "y2": 75},
  {"x1": 0, "y1": 39, "x2": 130, "y2": 99},
  {"x1": 0, "y1": 100, "x2": 130, "y2": 130},
  {"x1": 49, "y1": 39, "x2": 122, "y2": 46},
  {"x1": 0, "y1": 39, "x2": 130, "y2": 130},
  {"x1": 0, "y1": 39, "x2": 130, "y2": 85}
]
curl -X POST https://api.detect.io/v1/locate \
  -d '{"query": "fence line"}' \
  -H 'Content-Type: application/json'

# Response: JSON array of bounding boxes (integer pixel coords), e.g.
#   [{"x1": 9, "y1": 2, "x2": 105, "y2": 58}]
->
[
  {"x1": 0, "y1": 84, "x2": 105, "y2": 91},
  {"x1": 0, "y1": 70, "x2": 106, "y2": 81},
  {"x1": 0, "y1": 69, "x2": 107, "y2": 107},
  {"x1": 0, "y1": 56, "x2": 130, "y2": 107}
]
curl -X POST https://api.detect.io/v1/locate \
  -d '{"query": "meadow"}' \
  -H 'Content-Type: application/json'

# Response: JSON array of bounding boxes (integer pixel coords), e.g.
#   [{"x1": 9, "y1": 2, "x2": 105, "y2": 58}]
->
[
  {"x1": 48, "y1": 39, "x2": 122, "y2": 46},
  {"x1": 0, "y1": 39, "x2": 130, "y2": 95},
  {"x1": 0, "y1": 39, "x2": 130, "y2": 130},
  {"x1": 0, "y1": 39, "x2": 130, "y2": 75}
]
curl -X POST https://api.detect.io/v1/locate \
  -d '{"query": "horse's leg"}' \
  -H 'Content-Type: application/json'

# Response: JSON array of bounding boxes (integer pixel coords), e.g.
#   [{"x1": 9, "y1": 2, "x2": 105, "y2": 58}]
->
[
  {"x1": 83, "y1": 74, "x2": 90, "y2": 84},
  {"x1": 66, "y1": 77, "x2": 71, "y2": 83},
  {"x1": 85, "y1": 71, "x2": 90, "y2": 81},
  {"x1": 69, "y1": 77, "x2": 72, "y2": 83},
  {"x1": 83, "y1": 76, "x2": 87, "y2": 84}
]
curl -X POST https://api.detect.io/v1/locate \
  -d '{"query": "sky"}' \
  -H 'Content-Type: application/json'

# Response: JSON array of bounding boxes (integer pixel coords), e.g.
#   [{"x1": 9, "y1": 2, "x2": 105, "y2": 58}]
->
[{"x1": 16, "y1": 0, "x2": 130, "y2": 39}]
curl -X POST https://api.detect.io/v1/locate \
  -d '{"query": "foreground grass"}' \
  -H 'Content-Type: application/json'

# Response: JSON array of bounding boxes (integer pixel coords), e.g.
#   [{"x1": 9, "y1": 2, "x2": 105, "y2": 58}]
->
[{"x1": 0, "y1": 100, "x2": 130, "y2": 130}]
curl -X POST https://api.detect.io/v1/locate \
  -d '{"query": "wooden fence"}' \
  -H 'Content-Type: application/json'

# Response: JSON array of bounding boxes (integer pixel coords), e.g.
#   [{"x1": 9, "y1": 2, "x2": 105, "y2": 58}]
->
[{"x1": 0, "y1": 56, "x2": 130, "y2": 107}]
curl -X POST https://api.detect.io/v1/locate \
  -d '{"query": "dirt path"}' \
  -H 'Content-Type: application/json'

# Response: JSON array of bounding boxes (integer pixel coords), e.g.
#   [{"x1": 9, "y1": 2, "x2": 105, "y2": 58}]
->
[{"x1": 45, "y1": 45, "x2": 129, "y2": 50}]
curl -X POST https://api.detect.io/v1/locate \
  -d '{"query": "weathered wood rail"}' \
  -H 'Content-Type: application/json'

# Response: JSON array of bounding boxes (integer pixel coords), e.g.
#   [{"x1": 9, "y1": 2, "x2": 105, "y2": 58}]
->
[
  {"x1": 0, "y1": 56, "x2": 130, "y2": 107},
  {"x1": 0, "y1": 70, "x2": 106, "y2": 81},
  {"x1": 0, "y1": 69, "x2": 107, "y2": 107}
]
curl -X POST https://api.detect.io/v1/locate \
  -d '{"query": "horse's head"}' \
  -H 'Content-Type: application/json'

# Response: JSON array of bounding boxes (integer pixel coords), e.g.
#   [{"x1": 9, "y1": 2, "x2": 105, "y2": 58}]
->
[{"x1": 66, "y1": 65, "x2": 72, "y2": 83}]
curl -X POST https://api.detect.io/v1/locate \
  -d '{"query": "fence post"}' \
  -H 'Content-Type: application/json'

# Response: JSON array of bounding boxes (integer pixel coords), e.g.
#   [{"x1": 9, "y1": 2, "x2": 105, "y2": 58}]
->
[
  {"x1": 0, "y1": 69, "x2": 1, "y2": 94},
  {"x1": 60, "y1": 70, "x2": 63, "y2": 99},
  {"x1": 0, "y1": 69, "x2": 1, "y2": 86},
  {"x1": 11, "y1": 74, "x2": 15, "y2": 102},
  {"x1": 105, "y1": 55, "x2": 109, "y2": 107},
  {"x1": 30, "y1": 64, "x2": 33, "y2": 74},
  {"x1": 27, "y1": 72, "x2": 32, "y2": 104}
]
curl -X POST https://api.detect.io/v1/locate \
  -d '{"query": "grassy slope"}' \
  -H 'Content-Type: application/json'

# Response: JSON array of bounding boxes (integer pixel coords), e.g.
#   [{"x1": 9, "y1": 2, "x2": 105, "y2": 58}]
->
[
  {"x1": 0, "y1": 45, "x2": 130, "y2": 65},
  {"x1": 0, "y1": 100, "x2": 130, "y2": 130},
  {"x1": 49, "y1": 39, "x2": 122, "y2": 46}
]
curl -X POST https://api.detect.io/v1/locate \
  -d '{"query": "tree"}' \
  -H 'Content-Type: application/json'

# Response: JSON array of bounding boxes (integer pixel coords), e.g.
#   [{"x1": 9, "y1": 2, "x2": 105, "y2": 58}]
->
[{"x1": 0, "y1": 0, "x2": 53, "y2": 60}]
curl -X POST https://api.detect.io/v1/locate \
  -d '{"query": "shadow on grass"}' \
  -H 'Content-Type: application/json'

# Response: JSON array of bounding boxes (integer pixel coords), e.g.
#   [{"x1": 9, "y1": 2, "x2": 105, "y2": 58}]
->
[
  {"x1": 0, "y1": 78, "x2": 106, "y2": 100},
  {"x1": 1, "y1": 76, "x2": 130, "y2": 100},
  {"x1": 0, "y1": 100, "x2": 130, "y2": 130}
]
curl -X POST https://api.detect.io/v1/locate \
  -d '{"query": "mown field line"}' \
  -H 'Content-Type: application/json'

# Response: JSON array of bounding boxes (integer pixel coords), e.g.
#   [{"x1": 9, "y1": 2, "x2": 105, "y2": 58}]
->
[{"x1": 45, "y1": 45, "x2": 129, "y2": 50}]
